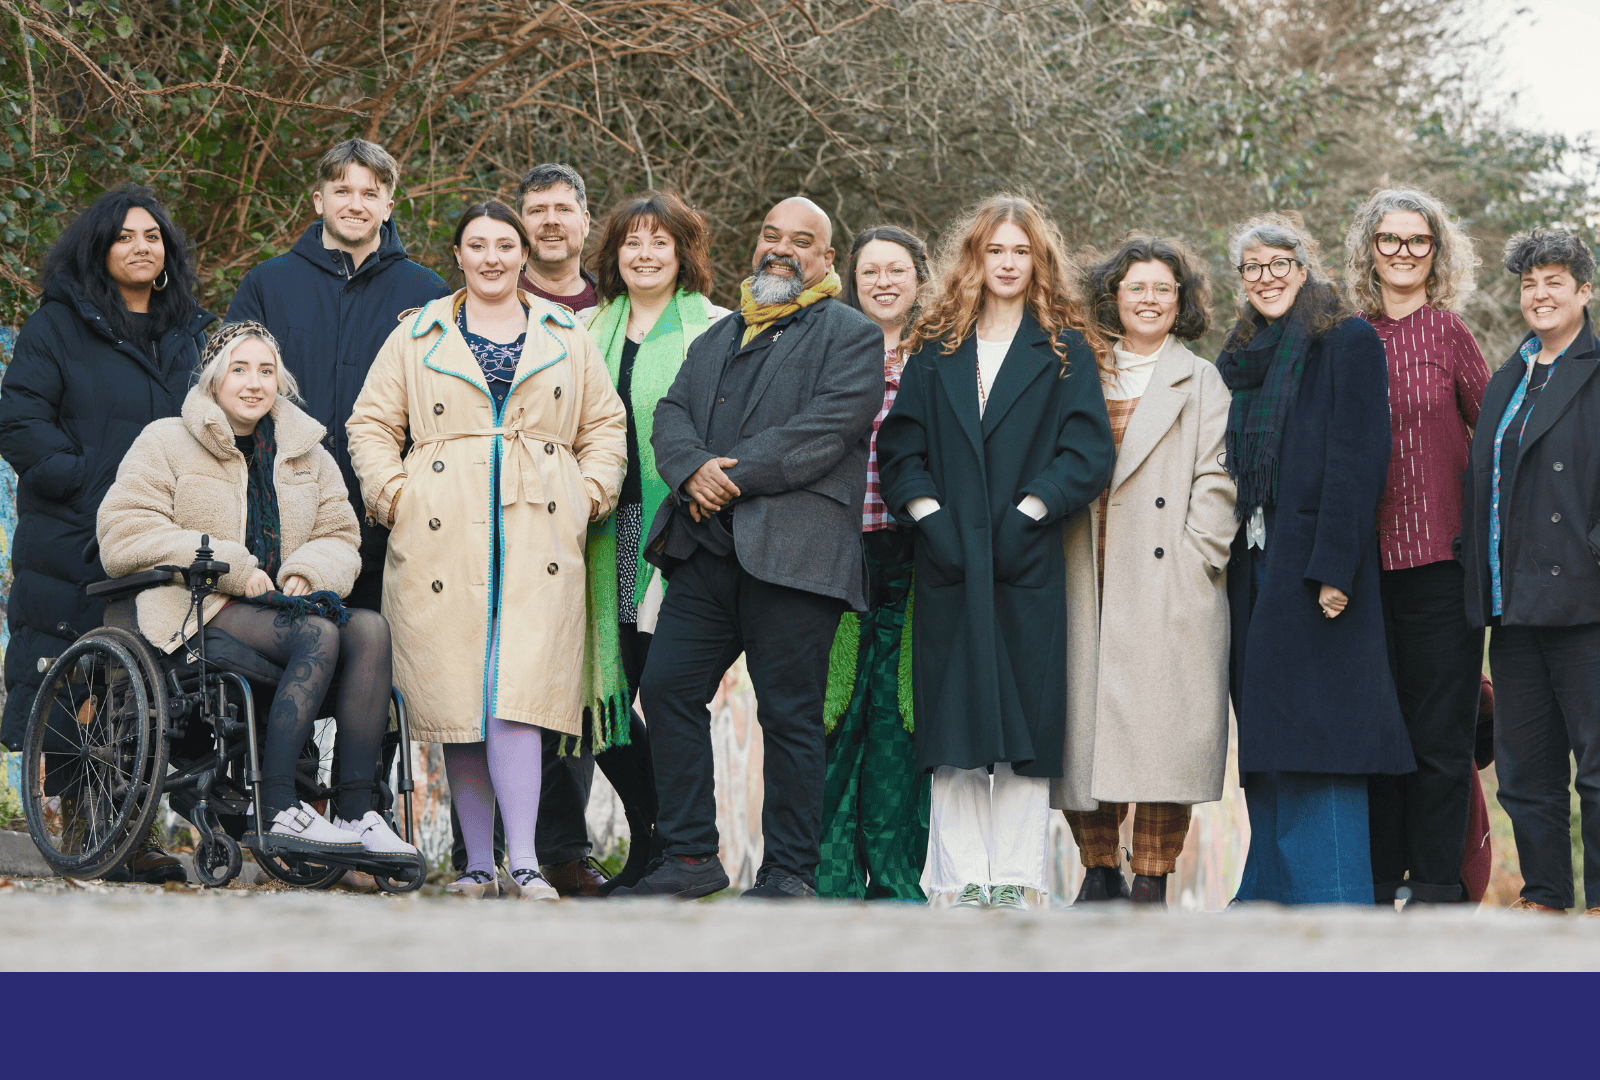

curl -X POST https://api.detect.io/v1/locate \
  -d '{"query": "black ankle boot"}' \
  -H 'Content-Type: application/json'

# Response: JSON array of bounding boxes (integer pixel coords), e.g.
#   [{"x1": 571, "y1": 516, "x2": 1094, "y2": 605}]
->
[
  {"x1": 1075, "y1": 865, "x2": 1131, "y2": 903},
  {"x1": 600, "y1": 819, "x2": 657, "y2": 895},
  {"x1": 1131, "y1": 873, "x2": 1169, "y2": 906}
]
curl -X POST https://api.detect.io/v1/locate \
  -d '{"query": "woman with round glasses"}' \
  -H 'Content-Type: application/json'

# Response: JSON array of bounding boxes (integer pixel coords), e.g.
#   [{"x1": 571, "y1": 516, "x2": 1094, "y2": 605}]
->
[
  {"x1": 1220, "y1": 213, "x2": 1412, "y2": 906},
  {"x1": 1054, "y1": 235, "x2": 1237, "y2": 907},
  {"x1": 1344, "y1": 188, "x2": 1490, "y2": 907}
]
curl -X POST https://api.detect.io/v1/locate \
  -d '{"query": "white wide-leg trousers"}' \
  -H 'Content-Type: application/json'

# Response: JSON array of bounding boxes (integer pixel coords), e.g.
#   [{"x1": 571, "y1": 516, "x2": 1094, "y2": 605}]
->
[{"x1": 926, "y1": 762, "x2": 1051, "y2": 894}]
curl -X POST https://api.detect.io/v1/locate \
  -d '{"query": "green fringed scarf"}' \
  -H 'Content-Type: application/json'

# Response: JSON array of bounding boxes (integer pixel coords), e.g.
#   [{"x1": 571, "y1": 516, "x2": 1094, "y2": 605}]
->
[
  {"x1": 822, "y1": 584, "x2": 915, "y2": 735},
  {"x1": 578, "y1": 290, "x2": 716, "y2": 750}
]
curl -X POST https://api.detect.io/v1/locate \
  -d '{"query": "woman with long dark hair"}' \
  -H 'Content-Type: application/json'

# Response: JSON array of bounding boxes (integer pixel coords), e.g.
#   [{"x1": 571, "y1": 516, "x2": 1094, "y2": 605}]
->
[
  {"x1": 879, "y1": 195, "x2": 1115, "y2": 909},
  {"x1": 1220, "y1": 212, "x2": 1413, "y2": 906},
  {"x1": 0, "y1": 185, "x2": 212, "y2": 882},
  {"x1": 816, "y1": 224, "x2": 933, "y2": 900}
]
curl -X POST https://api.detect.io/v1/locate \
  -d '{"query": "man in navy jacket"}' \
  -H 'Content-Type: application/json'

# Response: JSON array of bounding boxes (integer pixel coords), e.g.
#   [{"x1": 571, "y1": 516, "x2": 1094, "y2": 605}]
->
[{"x1": 226, "y1": 139, "x2": 449, "y2": 608}]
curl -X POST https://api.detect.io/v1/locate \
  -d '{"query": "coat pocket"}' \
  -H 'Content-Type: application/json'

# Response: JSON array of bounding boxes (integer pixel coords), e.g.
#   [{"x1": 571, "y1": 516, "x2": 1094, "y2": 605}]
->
[
  {"x1": 993, "y1": 504, "x2": 1048, "y2": 587},
  {"x1": 915, "y1": 506, "x2": 966, "y2": 587}
]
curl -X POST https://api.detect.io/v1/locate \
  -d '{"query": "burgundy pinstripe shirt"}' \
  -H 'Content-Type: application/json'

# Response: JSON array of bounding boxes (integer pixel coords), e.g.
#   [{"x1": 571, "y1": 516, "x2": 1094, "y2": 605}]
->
[{"x1": 1363, "y1": 306, "x2": 1491, "y2": 571}]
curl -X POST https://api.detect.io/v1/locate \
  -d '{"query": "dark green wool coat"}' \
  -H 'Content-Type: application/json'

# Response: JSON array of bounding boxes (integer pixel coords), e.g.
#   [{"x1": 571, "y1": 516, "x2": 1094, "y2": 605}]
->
[{"x1": 878, "y1": 313, "x2": 1114, "y2": 777}]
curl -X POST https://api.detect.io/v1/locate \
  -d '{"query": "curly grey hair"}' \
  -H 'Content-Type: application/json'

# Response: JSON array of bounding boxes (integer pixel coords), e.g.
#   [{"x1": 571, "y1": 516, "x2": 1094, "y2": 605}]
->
[
  {"x1": 1503, "y1": 227, "x2": 1596, "y2": 284},
  {"x1": 1344, "y1": 187, "x2": 1477, "y2": 315}
]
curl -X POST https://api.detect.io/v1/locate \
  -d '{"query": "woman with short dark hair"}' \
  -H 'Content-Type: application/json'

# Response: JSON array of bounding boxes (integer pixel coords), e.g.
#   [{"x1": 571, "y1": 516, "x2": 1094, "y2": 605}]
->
[
  {"x1": 1344, "y1": 187, "x2": 1491, "y2": 907},
  {"x1": 0, "y1": 185, "x2": 213, "y2": 882},
  {"x1": 1459, "y1": 228, "x2": 1600, "y2": 915},
  {"x1": 575, "y1": 190, "x2": 727, "y2": 894},
  {"x1": 1220, "y1": 212, "x2": 1413, "y2": 906},
  {"x1": 1053, "y1": 235, "x2": 1237, "y2": 907}
]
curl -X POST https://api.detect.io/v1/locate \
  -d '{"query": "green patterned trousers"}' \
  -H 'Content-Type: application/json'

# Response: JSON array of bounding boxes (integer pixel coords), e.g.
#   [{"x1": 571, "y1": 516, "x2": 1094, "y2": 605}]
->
[{"x1": 816, "y1": 528, "x2": 929, "y2": 900}]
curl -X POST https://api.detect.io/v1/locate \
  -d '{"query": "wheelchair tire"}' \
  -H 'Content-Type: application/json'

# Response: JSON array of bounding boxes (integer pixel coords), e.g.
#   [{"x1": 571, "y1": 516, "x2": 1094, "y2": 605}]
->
[
  {"x1": 373, "y1": 849, "x2": 427, "y2": 895},
  {"x1": 21, "y1": 634, "x2": 165, "y2": 879},
  {"x1": 194, "y1": 831, "x2": 242, "y2": 887},
  {"x1": 82, "y1": 626, "x2": 172, "y2": 848},
  {"x1": 250, "y1": 843, "x2": 346, "y2": 890}
]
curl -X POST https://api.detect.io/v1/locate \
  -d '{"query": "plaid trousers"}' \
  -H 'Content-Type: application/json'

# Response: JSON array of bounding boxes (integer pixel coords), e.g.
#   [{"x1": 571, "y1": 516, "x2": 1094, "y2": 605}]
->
[{"x1": 1063, "y1": 801, "x2": 1192, "y2": 877}]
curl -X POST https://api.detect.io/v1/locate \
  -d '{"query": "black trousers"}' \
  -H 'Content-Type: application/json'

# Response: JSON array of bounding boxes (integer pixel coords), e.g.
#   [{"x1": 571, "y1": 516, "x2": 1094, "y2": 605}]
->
[
  {"x1": 639, "y1": 548, "x2": 846, "y2": 885},
  {"x1": 1369, "y1": 560, "x2": 1484, "y2": 902},
  {"x1": 1490, "y1": 621, "x2": 1600, "y2": 910}
]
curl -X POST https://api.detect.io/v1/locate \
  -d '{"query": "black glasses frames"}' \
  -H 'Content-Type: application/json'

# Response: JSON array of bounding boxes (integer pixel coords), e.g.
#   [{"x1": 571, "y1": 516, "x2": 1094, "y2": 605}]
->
[
  {"x1": 1374, "y1": 232, "x2": 1435, "y2": 258},
  {"x1": 1237, "y1": 257, "x2": 1303, "y2": 282}
]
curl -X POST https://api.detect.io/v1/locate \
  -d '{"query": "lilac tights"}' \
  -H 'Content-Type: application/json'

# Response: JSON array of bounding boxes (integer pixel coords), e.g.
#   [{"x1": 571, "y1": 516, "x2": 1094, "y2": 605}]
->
[{"x1": 443, "y1": 716, "x2": 544, "y2": 877}]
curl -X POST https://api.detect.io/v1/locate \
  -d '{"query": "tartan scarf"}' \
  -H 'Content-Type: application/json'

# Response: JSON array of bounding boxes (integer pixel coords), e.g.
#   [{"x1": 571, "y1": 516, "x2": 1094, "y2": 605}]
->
[
  {"x1": 1216, "y1": 289, "x2": 1321, "y2": 521},
  {"x1": 239, "y1": 414, "x2": 282, "y2": 579},
  {"x1": 739, "y1": 269, "x2": 840, "y2": 346}
]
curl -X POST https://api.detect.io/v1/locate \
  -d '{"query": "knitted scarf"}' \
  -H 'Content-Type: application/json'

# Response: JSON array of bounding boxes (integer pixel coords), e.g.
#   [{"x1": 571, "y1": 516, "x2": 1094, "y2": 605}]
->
[
  {"x1": 578, "y1": 290, "x2": 716, "y2": 750},
  {"x1": 739, "y1": 269, "x2": 840, "y2": 346},
  {"x1": 239, "y1": 414, "x2": 282, "y2": 579},
  {"x1": 1216, "y1": 292, "x2": 1319, "y2": 521}
]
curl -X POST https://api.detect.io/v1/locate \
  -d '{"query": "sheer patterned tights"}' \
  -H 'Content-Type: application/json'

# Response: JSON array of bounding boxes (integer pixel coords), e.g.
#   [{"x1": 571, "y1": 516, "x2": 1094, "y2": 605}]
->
[{"x1": 209, "y1": 604, "x2": 393, "y2": 822}]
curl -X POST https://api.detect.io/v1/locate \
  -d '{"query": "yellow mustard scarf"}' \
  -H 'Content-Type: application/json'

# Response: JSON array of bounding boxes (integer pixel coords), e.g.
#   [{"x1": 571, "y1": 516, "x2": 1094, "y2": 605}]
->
[{"x1": 739, "y1": 269, "x2": 841, "y2": 346}]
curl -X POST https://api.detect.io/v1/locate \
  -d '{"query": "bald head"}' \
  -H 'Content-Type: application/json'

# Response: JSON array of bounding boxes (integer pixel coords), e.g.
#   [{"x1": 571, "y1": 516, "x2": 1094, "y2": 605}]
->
[{"x1": 752, "y1": 196, "x2": 836, "y2": 289}]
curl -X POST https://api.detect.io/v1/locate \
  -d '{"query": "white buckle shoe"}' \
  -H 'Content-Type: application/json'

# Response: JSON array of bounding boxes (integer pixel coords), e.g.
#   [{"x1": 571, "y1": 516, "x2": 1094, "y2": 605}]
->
[
  {"x1": 333, "y1": 811, "x2": 419, "y2": 856},
  {"x1": 268, "y1": 802, "x2": 364, "y2": 852}
]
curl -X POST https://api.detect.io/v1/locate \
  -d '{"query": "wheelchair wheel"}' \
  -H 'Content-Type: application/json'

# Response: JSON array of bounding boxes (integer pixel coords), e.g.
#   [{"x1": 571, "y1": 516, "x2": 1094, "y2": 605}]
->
[
  {"x1": 193, "y1": 831, "x2": 242, "y2": 887},
  {"x1": 21, "y1": 633, "x2": 166, "y2": 879},
  {"x1": 250, "y1": 843, "x2": 346, "y2": 890}
]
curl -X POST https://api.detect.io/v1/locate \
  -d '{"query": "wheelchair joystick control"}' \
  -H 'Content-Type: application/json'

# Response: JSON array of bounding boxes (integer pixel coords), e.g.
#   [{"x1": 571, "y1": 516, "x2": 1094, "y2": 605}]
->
[{"x1": 185, "y1": 534, "x2": 231, "y2": 598}]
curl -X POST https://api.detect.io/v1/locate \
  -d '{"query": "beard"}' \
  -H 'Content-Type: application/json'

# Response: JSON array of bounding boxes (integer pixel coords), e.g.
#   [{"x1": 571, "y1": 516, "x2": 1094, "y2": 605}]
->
[
  {"x1": 323, "y1": 211, "x2": 381, "y2": 250},
  {"x1": 529, "y1": 232, "x2": 581, "y2": 266},
  {"x1": 748, "y1": 253, "x2": 805, "y2": 305}
]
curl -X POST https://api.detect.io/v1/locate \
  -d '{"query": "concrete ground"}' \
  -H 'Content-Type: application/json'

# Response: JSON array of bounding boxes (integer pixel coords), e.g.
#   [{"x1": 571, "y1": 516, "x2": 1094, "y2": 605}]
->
[{"x1": 2, "y1": 873, "x2": 1598, "y2": 970}]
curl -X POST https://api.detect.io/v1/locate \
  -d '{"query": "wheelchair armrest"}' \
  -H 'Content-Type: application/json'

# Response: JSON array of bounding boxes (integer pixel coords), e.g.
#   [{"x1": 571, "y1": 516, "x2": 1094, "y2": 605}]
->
[{"x1": 86, "y1": 568, "x2": 181, "y2": 603}]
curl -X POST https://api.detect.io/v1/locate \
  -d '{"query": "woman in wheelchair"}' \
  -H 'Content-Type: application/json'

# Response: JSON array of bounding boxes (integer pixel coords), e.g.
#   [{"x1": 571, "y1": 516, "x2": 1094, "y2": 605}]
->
[{"x1": 96, "y1": 321, "x2": 416, "y2": 860}]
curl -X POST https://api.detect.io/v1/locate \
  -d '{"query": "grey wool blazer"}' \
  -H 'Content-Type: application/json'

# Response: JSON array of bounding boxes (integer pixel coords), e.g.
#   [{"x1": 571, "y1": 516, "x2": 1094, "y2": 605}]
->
[{"x1": 645, "y1": 295, "x2": 884, "y2": 611}]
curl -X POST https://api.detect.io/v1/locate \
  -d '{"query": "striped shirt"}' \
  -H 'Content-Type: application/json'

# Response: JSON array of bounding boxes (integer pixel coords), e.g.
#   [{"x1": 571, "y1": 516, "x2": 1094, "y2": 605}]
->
[
  {"x1": 1363, "y1": 306, "x2": 1490, "y2": 571},
  {"x1": 863, "y1": 349, "x2": 902, "y2": 531}
]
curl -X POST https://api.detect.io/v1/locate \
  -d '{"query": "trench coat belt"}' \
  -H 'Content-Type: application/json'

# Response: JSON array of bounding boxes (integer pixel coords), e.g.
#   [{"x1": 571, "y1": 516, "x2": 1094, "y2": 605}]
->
[{"x1": 411, "y1": 427, "x2": 571, "y2": 507}]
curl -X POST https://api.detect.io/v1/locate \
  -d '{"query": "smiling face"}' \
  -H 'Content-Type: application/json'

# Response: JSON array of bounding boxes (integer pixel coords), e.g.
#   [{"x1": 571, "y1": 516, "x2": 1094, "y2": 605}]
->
[
  {"x1": 1116, "y1": 258, "x2": 1179, "y2": 351},
  {"x1": 1241, "y1": 244, "x2": 1307, "y2": 322},
  {"x1": 1372, "y1": 210, "x2": 1434, "y2": 297},
  {"x1": 105, "y1": 207, "x2": 166, "y2": 293},
  {"x1": 215, "y1": 338, "x2": 280, "y2": 435},
  {"x1": 617, "y1": 219, "x2": 679, "y2": 300},
  {"x1": 456, "y1": 215, "x2": 527, "y2": 304},
  {"x1": 1520, "y1": 263, "x2": 1592, "y2": 344},
  {"x1": 312, "y1": 163, "x2": 393, "y2": 252},
  {"x1": 751, "y1": 198, "x2": 834, "y2": 293},
  {"x1": 520, "y1": 183, "x2": 590, "y2": 270},
  {"x1": 983, "y1": 221, "x2": 1033, "y2": 303},
  {"x1": 853, "y1": 238, "x2": 918, "y2": 331}
]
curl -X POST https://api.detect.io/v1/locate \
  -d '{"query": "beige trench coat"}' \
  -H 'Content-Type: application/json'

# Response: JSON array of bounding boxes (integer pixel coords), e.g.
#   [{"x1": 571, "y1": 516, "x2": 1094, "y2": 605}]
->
[
  {"x1": 347, "y1": 291, "x2": 626, "y2": 742},
  {"x1": 98, "y1": 387, "x2": 361, "y2": 653},
  {"x1": 1052, "y1": 337, "x2": 1239, "y2": 811}
]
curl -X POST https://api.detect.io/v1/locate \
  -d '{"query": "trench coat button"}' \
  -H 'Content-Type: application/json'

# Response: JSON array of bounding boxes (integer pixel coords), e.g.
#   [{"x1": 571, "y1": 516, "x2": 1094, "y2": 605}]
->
[
  {"x1": 554, "y1": 386, "x2": 562, "y2": 399},
  {"x1": 1552, "y1": 565, "x2": 1562, "y2": 576},
  {"x1": 429, "y1": 518, "x2": 441, "y2": 530},
  {"x1": 431, "y1": 580, "x2": 443, "y2": 592},
  {"x1": 1552, "y1": 512, "x2": 1562, "y2": 523},
  {"x1": 433, "y1": 403, "x2": 445, "y2": 415},
  {"x1": 1554, "y1": 461, "x2": 1564, "y2": 471},
  {"x1": 432, "y1": 460, "x2": 445, "y2": 472},
  {"x1": 1154, "y1": 547, "x2": 1165, "y2": 558},
  {"x1": 1155, "y1": 497, "x2": 1165, "y2": 508},
  {"x1": 545, "y1": 443, "x2": 555, "y2": 454},
  {"x1": 547, "y1": 562, "x2": 559, "y2": 575},
  {"x1": 547, "y1": 501, "x2": 557, "y2": 513}
]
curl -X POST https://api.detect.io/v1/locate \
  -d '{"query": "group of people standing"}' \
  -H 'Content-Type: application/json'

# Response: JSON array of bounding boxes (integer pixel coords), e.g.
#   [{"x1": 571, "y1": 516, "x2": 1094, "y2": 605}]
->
[{"x1": 3, "y1": 136, "x2": 1597, "y2": 915}]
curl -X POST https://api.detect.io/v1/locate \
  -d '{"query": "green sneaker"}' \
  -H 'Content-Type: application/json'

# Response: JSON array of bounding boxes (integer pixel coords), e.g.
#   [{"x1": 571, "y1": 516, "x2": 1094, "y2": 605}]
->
[
  {"x1": 955, "y1": 882, "x2": 988, "y2": 908},
  {"x1": 989, "y1": 884, "x2": 1028, "y2": 911}
]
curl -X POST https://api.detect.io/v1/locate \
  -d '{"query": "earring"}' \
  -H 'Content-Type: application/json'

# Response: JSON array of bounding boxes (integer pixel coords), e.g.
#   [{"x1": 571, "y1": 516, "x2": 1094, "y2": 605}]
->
[{"x1": 151, "y1": 269, "x2": 169, "y2": 292}]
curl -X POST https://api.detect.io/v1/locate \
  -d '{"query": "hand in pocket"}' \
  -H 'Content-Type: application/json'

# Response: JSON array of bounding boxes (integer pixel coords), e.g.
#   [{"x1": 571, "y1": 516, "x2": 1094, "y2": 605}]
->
[
  {"x1": 916, "y1": 507, "x2": 966, "y2": 586},
  {"x1": 993, "y1": 505, "x2": 1048, "y2": 586}
]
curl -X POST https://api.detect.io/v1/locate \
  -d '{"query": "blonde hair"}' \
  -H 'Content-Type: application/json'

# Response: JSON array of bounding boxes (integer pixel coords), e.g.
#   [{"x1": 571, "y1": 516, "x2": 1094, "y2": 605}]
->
[
  {"x1": 902, "y1": 194, "x2": 1111, "y2": 379},
  {"x1": 195, "y1": 322, "x2": 302, "y2": 404},
  {"x1": 1344, "y1": 186, "x2": 1478, "y2": 315}
]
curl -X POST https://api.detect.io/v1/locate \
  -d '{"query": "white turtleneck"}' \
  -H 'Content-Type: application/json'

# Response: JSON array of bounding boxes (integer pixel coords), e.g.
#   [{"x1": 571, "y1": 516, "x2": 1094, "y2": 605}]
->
[{"x1": 1108, "y1": 335, "x2": 1166, "y2": 401}]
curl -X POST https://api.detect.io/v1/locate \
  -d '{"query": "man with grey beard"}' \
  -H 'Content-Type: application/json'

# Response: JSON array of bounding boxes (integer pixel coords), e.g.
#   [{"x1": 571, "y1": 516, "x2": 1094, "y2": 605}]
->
[{"x1": 614, "y1": 197, "x2": 884, "y2": 900}]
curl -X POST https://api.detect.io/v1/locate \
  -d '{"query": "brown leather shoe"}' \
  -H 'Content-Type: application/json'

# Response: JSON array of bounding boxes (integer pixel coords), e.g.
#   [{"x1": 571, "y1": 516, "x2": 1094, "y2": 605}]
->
[
  {"x1": 1507, "y1": 897, "x2": 1566, "y2": 914},
  {"x1": 542, "y1": 857, "x2": 608, "y2": 898},
  {"x1": 1584, "y1": 907, "x2": 1600, "y2": 918},
  {"x1": 107, "y1": 826, "x2": 188, "y2": 884}
]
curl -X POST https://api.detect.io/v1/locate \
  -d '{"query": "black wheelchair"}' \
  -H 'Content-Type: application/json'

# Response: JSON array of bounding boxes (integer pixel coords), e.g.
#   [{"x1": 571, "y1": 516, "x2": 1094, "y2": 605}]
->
[{"x1": 18, "y1": 536, "x2": 426, "y2": 892}]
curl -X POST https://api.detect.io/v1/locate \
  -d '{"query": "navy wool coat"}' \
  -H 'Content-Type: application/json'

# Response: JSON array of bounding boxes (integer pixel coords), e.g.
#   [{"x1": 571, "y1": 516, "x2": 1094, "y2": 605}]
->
[
  {"x1": 0, "y1": 279, "x2": 213, "y2": 747},
  {"x1": 879, "y1": 313, "x2": 1114, "y2": 777},
  {"x1": 1224, "y1": 315, "x2": 1414, "y2": 776}
]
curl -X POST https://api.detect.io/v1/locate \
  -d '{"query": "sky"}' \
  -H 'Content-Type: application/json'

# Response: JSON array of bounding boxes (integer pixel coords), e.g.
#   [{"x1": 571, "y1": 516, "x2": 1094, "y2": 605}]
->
[{"x1": 1488, "y1": 0, "x2": 1600, "y2": 144}]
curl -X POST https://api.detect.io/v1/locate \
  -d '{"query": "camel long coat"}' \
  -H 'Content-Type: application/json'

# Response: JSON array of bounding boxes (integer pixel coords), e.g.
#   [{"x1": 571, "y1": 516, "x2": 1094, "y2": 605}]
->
[
  {"x1": 347, "y1": 291, "x2": 626, "y2": 742},
  {"x1": 1051, "y1": 338, "x2": 1239, "y2": 811},
  {"x1": 97, "y1": 387, "x2": 361, "y2": 653}
]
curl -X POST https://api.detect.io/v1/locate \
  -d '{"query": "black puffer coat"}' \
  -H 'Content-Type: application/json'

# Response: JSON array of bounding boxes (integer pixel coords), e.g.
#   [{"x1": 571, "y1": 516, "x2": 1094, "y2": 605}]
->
[{"x1": 0, "y1": 278, "x2": 213, "y2": 747}]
